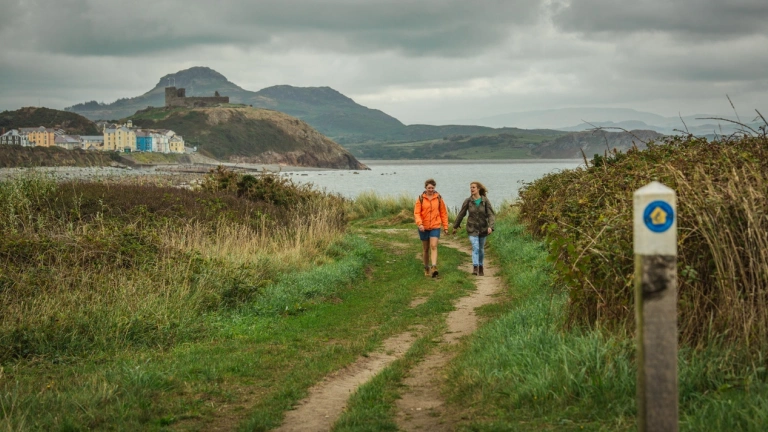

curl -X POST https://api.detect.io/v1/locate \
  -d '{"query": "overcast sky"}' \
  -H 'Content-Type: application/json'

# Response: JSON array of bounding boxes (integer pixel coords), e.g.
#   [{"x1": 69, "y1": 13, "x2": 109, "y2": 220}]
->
[{"x1": 1, "y1": 0, "x2": 767, "y2": 125}]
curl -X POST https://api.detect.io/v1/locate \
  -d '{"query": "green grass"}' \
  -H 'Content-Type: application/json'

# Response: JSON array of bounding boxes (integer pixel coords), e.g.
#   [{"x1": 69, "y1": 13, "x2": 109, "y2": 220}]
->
[
  {"x1": 6, "y1": 183, "x2": 764, "y2": 430},
  {"x1": 0, "y1": 219, "x2": 474, "y2": 430},
  {"x1": 125, "y1": 152, "x2": 189, "y2": 164},
  {"x1": 444, "y1": 210, "x2": 768, "y2": 431},
  {"x1": 130, "y1": 108, "x2": 306, "y2": 160},
  {"x1": 329, "y1": 229, "x2": 474, "y2": 431},
  {"x1": 345, "y1": 190, "x2": 414, "y2": 222},
  {"x1": 129, "y1": 107, "x2": 183, "y2": 121}
]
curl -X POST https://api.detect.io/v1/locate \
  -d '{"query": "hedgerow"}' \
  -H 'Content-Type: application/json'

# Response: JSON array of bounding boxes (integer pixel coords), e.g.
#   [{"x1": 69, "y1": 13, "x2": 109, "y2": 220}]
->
[{"x1": 518, "y1": 131, "x2": 768, "y2": 352}]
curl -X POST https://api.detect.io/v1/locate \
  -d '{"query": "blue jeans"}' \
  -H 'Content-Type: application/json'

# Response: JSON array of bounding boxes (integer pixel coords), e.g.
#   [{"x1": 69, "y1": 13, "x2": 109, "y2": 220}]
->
[
  {"x1": 418, "y1": 228, "x2": 442, "y2": 241},
  {"x1": 469, "y1": 235, "x2": 486, "y2": 266}
]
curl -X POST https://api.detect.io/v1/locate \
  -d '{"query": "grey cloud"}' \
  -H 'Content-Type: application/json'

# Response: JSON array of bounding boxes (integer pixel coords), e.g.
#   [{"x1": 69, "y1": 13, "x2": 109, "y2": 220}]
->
[
  {"x1": 552, "y1": 0, "x2": 768, "y2": 39},
  {"x1": 1, "y1": 0, "x2": 544, "y2": 57}
]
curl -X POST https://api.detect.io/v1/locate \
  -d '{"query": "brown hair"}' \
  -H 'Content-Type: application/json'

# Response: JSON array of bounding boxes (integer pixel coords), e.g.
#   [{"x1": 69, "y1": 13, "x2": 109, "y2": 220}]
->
[
  {"x1": 471, "y1": 181, "x2": 488, "y2": 197},
  {"x1": 424, "y1": 178, "x2": 436, "y2": 188}
]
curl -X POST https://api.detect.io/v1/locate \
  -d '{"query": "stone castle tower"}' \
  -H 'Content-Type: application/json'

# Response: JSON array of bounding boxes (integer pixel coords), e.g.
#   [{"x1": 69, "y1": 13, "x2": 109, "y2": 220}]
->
[{"x1": 164, "y1": 86, "x2": 229, "y2": 108}]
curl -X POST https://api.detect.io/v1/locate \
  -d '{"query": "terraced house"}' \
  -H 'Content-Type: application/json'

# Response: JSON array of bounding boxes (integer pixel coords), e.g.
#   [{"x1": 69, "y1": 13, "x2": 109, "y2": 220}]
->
[
  {"x1": 135, "y1": 130, "x2": 152, "y2": 152},
  {"x1": 103, "y1": 124, "x2": 136, "y2": 152},
  {"x1": 20, "y1": 126, "x2": 56, "y2": 147}
]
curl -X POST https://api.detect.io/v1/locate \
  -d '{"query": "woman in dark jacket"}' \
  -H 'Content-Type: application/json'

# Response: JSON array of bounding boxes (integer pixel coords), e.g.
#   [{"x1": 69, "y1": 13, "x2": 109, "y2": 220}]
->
[{"x1": 452, "y1": 181, "x2": 495, "y2": 276}]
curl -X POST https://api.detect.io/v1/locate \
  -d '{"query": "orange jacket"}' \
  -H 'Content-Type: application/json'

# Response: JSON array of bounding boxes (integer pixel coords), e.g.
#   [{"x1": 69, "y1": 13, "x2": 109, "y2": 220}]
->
[{"x1": 414, "y1": 192, "x2": 449, "y2": 231}]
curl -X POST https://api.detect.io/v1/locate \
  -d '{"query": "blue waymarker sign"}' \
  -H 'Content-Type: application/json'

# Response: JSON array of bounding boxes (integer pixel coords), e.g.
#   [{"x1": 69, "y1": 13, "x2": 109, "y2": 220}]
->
[{"x1": 643, "y1": 200, "x2": 675, "y2": 233}]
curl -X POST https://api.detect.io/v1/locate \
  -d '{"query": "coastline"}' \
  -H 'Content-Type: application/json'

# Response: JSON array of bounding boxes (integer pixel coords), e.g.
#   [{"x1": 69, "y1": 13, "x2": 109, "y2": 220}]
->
[{"x1": 360, "y1": 158, "x2": 584, "y2": 165}]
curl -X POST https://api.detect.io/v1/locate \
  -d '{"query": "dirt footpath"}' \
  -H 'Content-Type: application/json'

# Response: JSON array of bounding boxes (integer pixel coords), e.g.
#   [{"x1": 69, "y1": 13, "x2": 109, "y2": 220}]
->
[
  {"x1": 275, "y1": 235, "x2": 504, "y2": 431},
  {"x1": 394, "y1": 236, "x2": 503, "y2": 431}
]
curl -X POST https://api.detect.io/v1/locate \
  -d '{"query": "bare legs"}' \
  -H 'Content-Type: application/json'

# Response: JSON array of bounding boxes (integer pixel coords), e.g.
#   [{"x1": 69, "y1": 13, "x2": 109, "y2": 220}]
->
[{"x1": 421, "y1": 237, "x2": 439, "y2": 267}]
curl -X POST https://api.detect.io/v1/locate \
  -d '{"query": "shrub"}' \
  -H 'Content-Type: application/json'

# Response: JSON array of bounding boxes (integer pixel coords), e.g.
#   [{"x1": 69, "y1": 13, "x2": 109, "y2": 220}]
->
[{"x1": 517, "y1": 133, "x2": 768, "y2": 352}]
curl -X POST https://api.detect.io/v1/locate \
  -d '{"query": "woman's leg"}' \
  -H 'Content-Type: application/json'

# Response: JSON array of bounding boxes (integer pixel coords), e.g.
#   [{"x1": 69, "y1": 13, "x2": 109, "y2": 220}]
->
[
  {"x1": 429, "y1": 236, "x2": 439, "y2": 267},
  {"x1": 477, "y1": 236, "x2": 486, "y2": 265},
  {"x1": 469, "y1": 236, "x2": 480, "y2": 266},
  {"x1": 422, "y1": 240, "x2": 430, "y2": 268}
]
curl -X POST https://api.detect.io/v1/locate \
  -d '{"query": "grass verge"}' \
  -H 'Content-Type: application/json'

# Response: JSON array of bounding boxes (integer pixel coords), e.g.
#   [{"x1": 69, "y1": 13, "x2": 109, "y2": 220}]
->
[
  {"x1": 445, "y1": 210, "x2": 768, "y2": 431},
  {"x1": 330, "y1": 232, "x2": 473, "y2": 431},
  {"x1": 0, "y1": 224, "x2": 474, "y2": 430}
]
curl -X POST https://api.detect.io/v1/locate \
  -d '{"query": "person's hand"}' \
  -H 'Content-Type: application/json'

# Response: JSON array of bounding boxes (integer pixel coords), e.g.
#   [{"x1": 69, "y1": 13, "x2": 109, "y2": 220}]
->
[
  {"x1": 418, "y1": 224, "x2": 425, "y2": 232},
  {"x1": 443, "y1": 228, "x2": 448, "y2": 235},
  {"x1": 452, "y1": 228, "x2": 457, "y2": 235},
  {"x1": 487, "y1": 227, "x2": 493, "y2": 235}
]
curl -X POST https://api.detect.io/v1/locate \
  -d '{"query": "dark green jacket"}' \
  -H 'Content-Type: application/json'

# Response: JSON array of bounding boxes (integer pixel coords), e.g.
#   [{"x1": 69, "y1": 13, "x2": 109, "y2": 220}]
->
[{"x1": 453, "y1": 196, "x2": 495, "y2": 236}]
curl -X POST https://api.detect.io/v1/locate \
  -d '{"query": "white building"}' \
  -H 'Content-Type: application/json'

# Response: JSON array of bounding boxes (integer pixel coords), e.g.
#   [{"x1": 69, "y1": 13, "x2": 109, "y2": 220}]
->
[
  {"x1": 0, "y1": 129, "x2": 32, "y2": 146},
  {"x1": 55, "y1": 135, "x2": 82, "y2": 150},
  {"x1": 151, "y1": 130, "x2": 170, "y2": 153}
]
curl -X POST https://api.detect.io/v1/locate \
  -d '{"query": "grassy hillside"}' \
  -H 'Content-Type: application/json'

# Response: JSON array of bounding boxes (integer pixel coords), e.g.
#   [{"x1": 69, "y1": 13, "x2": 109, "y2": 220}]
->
[
  {"x1": 532, "y1": 129, "x2": 666, "y2": 158},
  {"x1": 0, "y1": 107, "x2": 99, "y2": 135},
  {"x1": 0, "y1": 145, "x2": 122, "y2": 168},
  {"x1": 132, "y1": 108, "x2": 303, "y2": 159},
  {"x1": 346, "y1": 129, "x2": 567, "y2": 159},
  {"x1": 129, "y1": 106, "x2": 367, "y2": 169}
]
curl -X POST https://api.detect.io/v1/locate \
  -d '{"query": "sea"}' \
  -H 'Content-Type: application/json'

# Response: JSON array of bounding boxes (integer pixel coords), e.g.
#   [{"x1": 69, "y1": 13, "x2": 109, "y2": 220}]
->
[{"x1": 285, "y1": 159, "x2": 583, "y2": 207}]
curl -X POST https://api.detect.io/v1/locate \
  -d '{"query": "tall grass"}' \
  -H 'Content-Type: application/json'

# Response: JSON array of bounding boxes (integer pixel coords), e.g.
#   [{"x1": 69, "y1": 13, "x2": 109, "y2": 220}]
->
[
  {"x1": 671, "y1": 160, "x2": 768, "y2": 350},
  {"x1": 517, "y1": 134, "x2": 768, "y2": 352},
  {"x1": 345, "y1": 190, "x2": 461, "y2": 225},
  {"x1": 448, "y1": 210, "x2": 768, "y2": 430},
  {"x1": 345, "y1": 190, "x2": 414, "y2": 221},
  {"x1": 0, "y1": 170, "x2": 350, "y2": 362}
]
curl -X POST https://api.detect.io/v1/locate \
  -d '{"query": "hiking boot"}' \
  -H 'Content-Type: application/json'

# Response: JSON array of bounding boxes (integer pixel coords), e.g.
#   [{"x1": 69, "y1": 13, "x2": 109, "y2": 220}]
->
[
  {"x1": 472, "y1": 265, "x2": 478, "y2": 275},
  {"x1": 424, "y1": 266, "x2": 431, "y2": 277},
  {"x1": 431, "y1": 265, "x2": 439, "y2": 278},
  {"x1": 478, "y1": 265, "x2": 484, "y2": 276}
]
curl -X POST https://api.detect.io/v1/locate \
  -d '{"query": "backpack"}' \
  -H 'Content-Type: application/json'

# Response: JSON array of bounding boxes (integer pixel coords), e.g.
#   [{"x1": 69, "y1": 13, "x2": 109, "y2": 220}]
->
[{"x1": 418, "y1": 192, "x2": 442, "y2": 208}]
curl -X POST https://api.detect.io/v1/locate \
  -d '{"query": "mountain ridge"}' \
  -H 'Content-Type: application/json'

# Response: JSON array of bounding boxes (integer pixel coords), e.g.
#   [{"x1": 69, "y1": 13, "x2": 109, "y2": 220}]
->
[{"x1": 66, "y1": 67, "x2": 404, "y2": 143}]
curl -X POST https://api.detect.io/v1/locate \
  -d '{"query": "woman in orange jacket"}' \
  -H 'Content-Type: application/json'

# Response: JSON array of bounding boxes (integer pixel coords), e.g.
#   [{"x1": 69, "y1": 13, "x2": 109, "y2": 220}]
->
[{"x1": 414, "y1": 178, "x2": 449, "y2": 277}]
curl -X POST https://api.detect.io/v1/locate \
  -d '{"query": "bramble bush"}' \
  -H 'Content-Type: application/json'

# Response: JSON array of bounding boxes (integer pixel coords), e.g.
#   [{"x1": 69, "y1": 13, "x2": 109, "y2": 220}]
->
[{"x1": 518, "y1": 132, "x2": 768, "y2": 353}]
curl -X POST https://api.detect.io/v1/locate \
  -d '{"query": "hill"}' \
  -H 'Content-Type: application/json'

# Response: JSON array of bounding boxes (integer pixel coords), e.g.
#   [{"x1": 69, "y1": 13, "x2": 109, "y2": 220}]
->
[
  {"x1": 129, "y1": 106, "x2": 367, "y2": 169},
  {"x1": 345, "y1": 128, "x2": 567, "y2": 159},
  {"x1": 65, "y1": 67, "x2": 568, "y2": 145},
  {"x1": 531, "y1": 129, "x2": 666, "y2": 159},
  {"x1": 66, "y1": 67, "x2": 404, "y2": 143},
  {"x1": 0, "y1": 107, "x2": 99, "y2": 135}
]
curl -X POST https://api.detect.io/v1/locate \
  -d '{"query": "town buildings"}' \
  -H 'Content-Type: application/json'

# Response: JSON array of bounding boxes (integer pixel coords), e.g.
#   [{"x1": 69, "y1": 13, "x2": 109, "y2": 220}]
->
[{"x1": 1, "y1": 122, "x2": 187, "y2": 154}]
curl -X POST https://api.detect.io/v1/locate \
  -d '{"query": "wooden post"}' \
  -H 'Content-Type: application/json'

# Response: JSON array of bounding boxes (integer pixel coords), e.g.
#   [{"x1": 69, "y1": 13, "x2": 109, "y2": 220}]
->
[{"x1": 634, "y1": 181, "x2": 678, "y2": 432}]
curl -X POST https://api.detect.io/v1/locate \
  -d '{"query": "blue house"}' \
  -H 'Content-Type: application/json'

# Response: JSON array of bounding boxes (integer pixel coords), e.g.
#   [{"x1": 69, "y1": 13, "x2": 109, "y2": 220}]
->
[{"x1": 136, "y1": 130, "x2": 152, "y2": 152}]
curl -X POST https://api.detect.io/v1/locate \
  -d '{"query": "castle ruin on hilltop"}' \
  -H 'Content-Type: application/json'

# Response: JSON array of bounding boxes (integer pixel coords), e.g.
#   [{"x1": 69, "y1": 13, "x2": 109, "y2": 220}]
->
[{"x1": 165, "y1": 87, "x2": 229, "y2": 108}]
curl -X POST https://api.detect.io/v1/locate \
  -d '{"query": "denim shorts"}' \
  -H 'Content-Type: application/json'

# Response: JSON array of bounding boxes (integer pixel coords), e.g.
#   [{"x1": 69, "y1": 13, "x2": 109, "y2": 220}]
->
[{"x1": 418, "y1": 228, "x2": 442, "y2": 241}]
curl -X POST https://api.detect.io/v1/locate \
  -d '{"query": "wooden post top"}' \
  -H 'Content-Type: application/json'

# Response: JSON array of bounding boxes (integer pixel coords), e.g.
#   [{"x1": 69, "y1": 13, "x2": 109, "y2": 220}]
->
[{"x1": 634, "y1": 181, "x2": 677, "y2": 256}]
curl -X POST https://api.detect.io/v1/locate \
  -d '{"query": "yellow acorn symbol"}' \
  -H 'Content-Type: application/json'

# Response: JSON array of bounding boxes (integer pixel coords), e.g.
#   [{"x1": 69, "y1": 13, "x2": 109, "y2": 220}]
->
[{"x1": 650, "y1": 206, "x2": 667, "y2": 225}]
